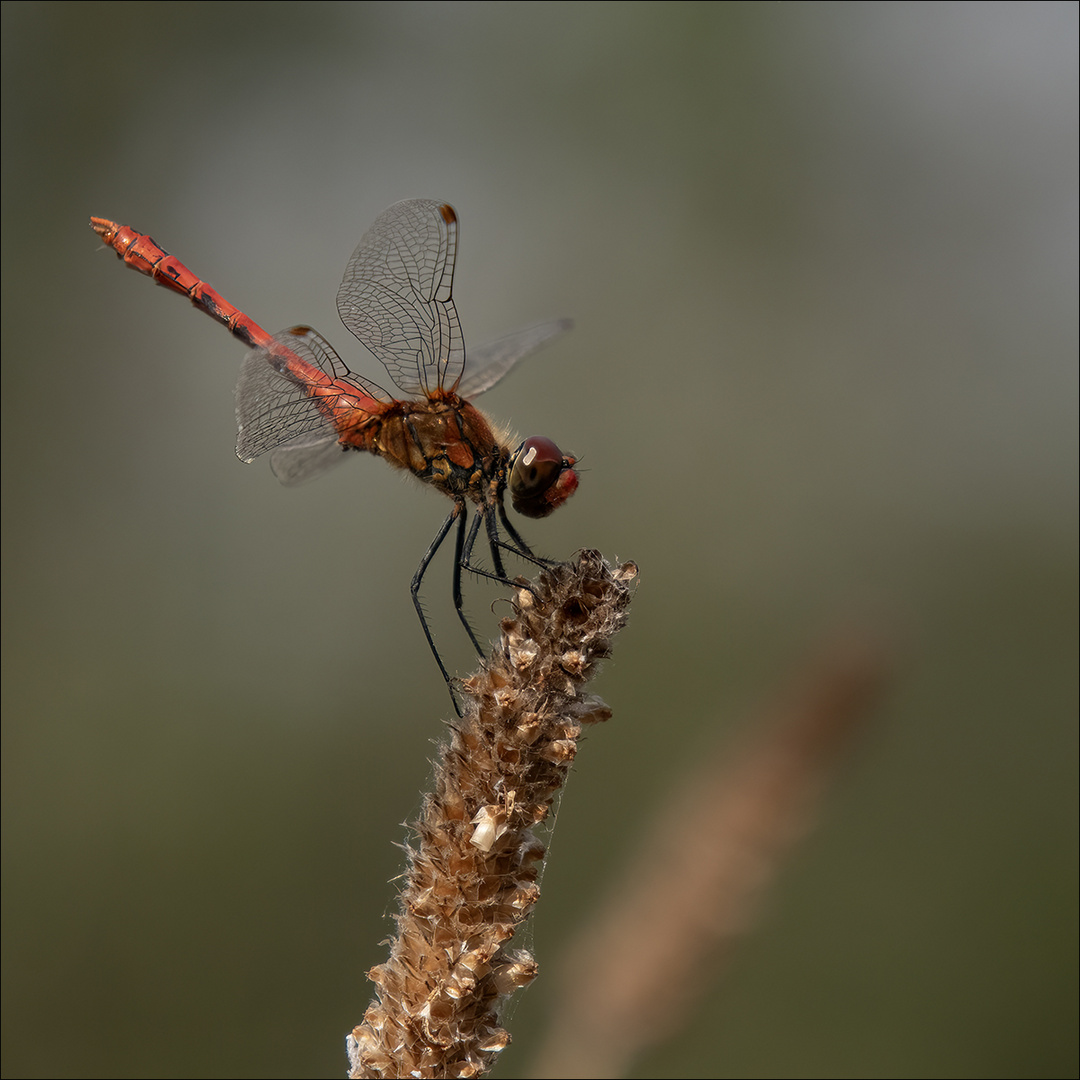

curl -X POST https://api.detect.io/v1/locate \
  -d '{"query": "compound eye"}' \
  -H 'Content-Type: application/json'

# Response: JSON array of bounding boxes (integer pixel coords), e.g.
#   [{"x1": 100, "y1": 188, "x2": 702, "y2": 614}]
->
[
  {"x1": 510, "y1": 436, "x2": 562, "y2": 499},
  {"x1": 509, "y1": 436, "x2": 579, "y2": 519}
]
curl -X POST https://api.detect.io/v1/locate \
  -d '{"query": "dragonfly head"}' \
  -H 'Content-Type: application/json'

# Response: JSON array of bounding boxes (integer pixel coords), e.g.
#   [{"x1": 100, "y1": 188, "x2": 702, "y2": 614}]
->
[{"x1": 509, "y1": 436, "x2": 579, "y2": 519}]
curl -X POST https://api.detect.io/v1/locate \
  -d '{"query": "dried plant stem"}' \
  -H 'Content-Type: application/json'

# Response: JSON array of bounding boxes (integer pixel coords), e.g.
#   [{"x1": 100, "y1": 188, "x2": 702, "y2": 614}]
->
[
  {"x1": 529, "y1": 630, "x2": 890, "y2": 1079},
  {"x1": 347, "y1": 550, "x2": 637, "y2": 1079}
]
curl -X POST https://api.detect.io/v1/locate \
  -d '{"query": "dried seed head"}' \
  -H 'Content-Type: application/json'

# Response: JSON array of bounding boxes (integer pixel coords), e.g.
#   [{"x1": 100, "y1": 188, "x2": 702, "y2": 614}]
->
[{"x1": 347, "y1": 552, "x2": 636, "y2": 1079}]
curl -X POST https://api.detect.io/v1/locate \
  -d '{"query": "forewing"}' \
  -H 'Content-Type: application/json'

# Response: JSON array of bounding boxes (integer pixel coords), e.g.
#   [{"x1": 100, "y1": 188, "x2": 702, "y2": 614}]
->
[
  {"x1": 336, "y1": 199, "x2": 464, "y2": 397},
  {"x1": 235, "y1": 326, "x2": 387, "y2": 464},
  {"x1": 456, "y1": 319, "x2": 574, "y2": 398}
]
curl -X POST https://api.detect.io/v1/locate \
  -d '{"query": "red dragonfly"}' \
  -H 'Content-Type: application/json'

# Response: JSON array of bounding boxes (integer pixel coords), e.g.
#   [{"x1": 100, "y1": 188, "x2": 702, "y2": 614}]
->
[{"x1": 91, "y1": 199, "x2": 579, "y2": 708}]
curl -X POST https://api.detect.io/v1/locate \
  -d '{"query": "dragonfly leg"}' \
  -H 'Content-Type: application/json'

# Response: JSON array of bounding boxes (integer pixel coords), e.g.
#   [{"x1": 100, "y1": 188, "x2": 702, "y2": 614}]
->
[
  {"x1": 496, "y1": 497, "x2": 559, "y2": 568},
  {"x1": 485, "y1": 504, "x2": 510, "y2": 575},
  {"x1": 452, "y1": 509, "x2": 487, "y2": 658},
  {"x1": 460, "y1": 501, "x2": 514, "y2": 587},
  {"x1": 460, "y1": 504, "x2": 517, "y2": 586},
  {"x1": 458, "y1": 503, "x2": 545, "y2": 613},
  {"x1": 413, "y1": 503, "x2": 466, "y2": 714},
  {"x1": 496, "y1": 499, "x2": 534, "y2": 557}
]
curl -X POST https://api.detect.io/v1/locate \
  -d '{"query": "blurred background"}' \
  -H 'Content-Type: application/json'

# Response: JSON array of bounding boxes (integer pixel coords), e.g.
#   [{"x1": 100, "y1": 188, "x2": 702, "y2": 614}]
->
[{"x1": 3, "y1": 3, "x2": 1075, "y2": 1077}]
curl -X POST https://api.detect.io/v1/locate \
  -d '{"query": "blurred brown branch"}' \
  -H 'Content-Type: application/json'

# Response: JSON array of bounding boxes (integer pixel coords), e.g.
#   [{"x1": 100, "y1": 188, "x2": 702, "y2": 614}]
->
[
  {"x1": 347, "y1": 551, "x2": 637, "y2": 1079},
  {"x1": 529, "y1": 628, "x2": 891, "y2": 1079}
]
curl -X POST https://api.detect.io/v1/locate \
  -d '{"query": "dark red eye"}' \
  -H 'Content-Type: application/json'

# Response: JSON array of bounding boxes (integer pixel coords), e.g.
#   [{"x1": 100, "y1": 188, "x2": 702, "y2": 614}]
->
[{"x1": 509, "y1": 436, "x2": 579, "y2": 519}]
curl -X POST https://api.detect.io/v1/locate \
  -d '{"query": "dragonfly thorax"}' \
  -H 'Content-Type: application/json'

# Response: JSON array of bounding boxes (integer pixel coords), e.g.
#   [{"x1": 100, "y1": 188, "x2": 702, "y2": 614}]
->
[{"x1": 345, "y1": 395, "x2": 511, "y2": 504}]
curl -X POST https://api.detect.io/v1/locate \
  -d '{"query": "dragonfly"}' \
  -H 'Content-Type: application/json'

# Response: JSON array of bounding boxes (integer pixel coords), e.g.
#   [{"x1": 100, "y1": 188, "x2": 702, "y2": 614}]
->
[{"x1": 90, "y1": 198, "x2": 579, "y2": 710}]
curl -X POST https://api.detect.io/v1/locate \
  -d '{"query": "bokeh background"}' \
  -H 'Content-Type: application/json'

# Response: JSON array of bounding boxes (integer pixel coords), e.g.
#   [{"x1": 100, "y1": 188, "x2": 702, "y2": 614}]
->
[{"x1": 3, "y1": 3, "x2": 1076, "y2": 1077}]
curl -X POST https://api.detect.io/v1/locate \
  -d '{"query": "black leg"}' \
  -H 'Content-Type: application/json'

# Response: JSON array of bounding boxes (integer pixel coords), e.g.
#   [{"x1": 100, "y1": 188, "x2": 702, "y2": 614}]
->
[
  {"x1": 452, "y1": 507, "x2": 487, "y2": 657},
  {"x1": 496, "y1": 496, "x2": 557, "y2": 569},
  {"x1": 458, "y1": 500, "x2": 546, "y2": 621},
  {"x1": 484, "y1": 504, "x2": 507, "y2": 573},
  {"x1": 461, "y1": 506, "x2": 486, "y2": 576},
  {"x1": 415, "y1": 498, "x2": 554, "y2": 715},
  {"x1": 412, "y1": 502, "x2": 465, "y2": 714},
  {"x1": 497, "y1": 499, "x2": 534, "y2": 557},
  {"x1": 460, "y1": 503, "x2": 520, "y2": 586}
]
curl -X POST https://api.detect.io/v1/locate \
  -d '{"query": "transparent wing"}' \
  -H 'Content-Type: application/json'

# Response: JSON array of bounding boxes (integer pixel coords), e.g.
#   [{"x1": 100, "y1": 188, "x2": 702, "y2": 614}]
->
[
  {"x1": 457, "y1": 319, "x2": 574, "y2": 399},
  {"x1": 268, "y1": 436, "x2": 350, "y2": 487},
  {"x1": 235, "y1": 325, "x2": 388, "y2": 464},
  {"x1": 336, "y1": 199, "x2": 464, "y2": 398}
]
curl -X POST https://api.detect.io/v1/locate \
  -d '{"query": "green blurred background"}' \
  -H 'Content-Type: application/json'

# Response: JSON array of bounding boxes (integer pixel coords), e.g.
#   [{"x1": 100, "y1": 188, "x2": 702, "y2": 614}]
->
[{"x1": 3, "y1": 3, "x2": 1076, "y2": 1077}]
